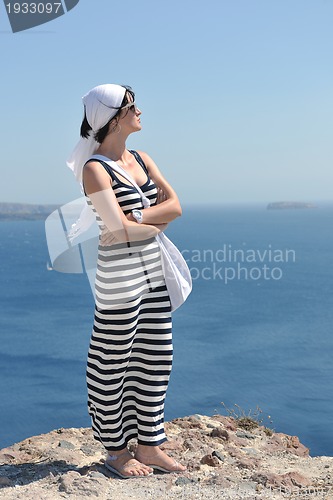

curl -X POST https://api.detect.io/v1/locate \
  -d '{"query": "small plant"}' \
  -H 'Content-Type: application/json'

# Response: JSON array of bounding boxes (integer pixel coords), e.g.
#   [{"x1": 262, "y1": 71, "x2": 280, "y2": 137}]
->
[
  {"x1": 219, "y1": 402, "x2": 274, "y2": 433},
  {"x1": 263, "y1": 426, "x2": 274, "y2": 437}
]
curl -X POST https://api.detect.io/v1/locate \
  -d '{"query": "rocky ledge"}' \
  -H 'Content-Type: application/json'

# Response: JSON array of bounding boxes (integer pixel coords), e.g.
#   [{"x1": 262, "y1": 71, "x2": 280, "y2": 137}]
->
[{"x1": 0, "y1": 415, "x2": 332, "y2": 499}]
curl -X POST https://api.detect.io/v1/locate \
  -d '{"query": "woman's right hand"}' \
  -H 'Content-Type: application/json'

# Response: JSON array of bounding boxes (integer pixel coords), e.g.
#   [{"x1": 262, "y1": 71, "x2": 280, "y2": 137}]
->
[
  {"x1": 100, "y1": 225, "x2": 117, "y2": 246},
  {"x1": 100, "y1": 222, "x2": 167, "y2": 246}
]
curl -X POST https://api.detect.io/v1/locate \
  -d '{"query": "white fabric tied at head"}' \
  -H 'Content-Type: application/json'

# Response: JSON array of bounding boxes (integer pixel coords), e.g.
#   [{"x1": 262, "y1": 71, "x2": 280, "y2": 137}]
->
[
  {"x1": 67, "y1": 84, "x2": 126, "y2": 183},
  {"x1": 66, "y1": 84, "x2": 126, "y2": 240}
]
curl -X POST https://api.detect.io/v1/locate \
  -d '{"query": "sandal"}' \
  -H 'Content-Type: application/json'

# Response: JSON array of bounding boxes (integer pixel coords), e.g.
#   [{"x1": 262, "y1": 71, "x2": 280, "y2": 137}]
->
[
  {"x1": 135, "y1": 451, "x2": 186, "y2": 474},
  {"x1": 105, "y1": 453, "x2": 153, "y2": 479},
  {"x1": 146, "y1": 458, "x2": 186, "y2": 474}
]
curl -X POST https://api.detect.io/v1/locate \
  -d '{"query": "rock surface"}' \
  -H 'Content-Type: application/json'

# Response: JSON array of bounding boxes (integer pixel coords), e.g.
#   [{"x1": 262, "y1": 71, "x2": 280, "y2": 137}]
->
[{"x1": 0, "y1": 414, "x2": 332, "y2": 499}]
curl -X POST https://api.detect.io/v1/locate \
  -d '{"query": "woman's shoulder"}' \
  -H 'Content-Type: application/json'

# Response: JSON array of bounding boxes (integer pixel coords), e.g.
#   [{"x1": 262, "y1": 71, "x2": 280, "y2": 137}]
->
[
  {"x1": 135, "y1": 150, "x2": 151, "y2": 163},
  {"x1": 82, "y1": 159, "x2": 115, "y2": 187},
  {"x1": 83, "y1": 159, "x2": 110, "y2": 176},
  {"x1": 129, "y1": 150, "x2": 151, "y2": 173},
  {"x1": 134, "y1": 150, "x2": 156, "y2": 172}
]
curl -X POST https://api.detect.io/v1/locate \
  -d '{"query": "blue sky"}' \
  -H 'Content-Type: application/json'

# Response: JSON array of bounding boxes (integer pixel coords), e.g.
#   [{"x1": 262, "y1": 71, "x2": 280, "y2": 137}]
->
[{"x1": 1, "y1": 0, "x2": 332, "y2": 205}]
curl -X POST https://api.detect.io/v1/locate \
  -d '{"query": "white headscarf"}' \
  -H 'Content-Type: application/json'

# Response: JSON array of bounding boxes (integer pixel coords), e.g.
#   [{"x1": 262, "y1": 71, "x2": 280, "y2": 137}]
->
[{"x1": 66, "y1": 84, "x2": 127, "y2": 240}]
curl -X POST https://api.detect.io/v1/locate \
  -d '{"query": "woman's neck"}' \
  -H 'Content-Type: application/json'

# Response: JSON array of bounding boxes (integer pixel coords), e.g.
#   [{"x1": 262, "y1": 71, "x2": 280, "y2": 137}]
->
[{"x1": 95, "y1": 133, "x2": 129, "y2": 163}]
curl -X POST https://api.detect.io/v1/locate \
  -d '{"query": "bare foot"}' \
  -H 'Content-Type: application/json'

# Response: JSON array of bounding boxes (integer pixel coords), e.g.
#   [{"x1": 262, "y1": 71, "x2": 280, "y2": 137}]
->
[
  {"x1": 105, "y1": 449, "x2": 153, "y2": 479},
  {"x1": 135, "y1": 446, "x2": 186, "y2": 473}
]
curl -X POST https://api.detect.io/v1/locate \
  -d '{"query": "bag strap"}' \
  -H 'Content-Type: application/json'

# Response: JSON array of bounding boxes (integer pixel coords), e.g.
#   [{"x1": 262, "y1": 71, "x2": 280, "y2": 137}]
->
[{"x1": 90, "y1": 154, "x2": 151, "y2": 208}]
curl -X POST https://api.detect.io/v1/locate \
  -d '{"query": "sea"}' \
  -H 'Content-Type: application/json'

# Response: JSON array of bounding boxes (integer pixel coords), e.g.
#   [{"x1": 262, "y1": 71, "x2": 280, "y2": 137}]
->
[{"x1": 0, "y1": 204, "x2": 332, "y2": 457}]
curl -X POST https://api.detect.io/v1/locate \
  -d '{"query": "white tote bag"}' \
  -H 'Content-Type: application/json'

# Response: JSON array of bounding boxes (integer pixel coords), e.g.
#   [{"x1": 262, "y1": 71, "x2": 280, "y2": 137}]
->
[
  {"x1": 156, "y1": 232, "x2": 192, "y2": 311},
  {"x1": 91, "y1": 155, "x2": 192, "y2": 311}
]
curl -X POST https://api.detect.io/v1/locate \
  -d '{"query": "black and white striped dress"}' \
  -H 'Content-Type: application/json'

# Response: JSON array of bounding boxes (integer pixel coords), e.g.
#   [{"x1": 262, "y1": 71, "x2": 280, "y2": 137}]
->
[{"x1": 84, "y1": 150, "x2": 173, "y2": 452}]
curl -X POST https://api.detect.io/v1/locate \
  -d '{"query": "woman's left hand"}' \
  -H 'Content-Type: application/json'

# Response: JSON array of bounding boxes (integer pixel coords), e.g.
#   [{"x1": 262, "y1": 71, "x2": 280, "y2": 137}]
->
[{"x1": 156, "y1": 186, "x2": 167, "y2": 204}]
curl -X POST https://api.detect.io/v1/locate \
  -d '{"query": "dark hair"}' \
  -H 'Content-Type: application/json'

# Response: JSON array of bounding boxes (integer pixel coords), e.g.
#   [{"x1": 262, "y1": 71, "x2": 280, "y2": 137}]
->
[{"x1": 80, "y1": 85, "x2": 135, "y2": 144}]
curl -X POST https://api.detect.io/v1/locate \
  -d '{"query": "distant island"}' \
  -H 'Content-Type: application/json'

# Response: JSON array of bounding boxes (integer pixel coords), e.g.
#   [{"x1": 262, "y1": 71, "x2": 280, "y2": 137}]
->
[
  {"x1": 0, "y1": 202, "x2": 60, "y2": 221},
  {"x1": 267, "y1": 201, "x2": 317, "y2": 210},
  {"x1": 0, "y1": 201, "x2": 321, "y2": 220}
]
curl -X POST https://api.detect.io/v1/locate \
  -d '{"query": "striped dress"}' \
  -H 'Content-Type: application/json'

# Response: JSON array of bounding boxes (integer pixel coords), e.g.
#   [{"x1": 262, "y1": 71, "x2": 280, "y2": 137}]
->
[{"x1": 84, "y1": 150, "x2": 173, "y2": 452}]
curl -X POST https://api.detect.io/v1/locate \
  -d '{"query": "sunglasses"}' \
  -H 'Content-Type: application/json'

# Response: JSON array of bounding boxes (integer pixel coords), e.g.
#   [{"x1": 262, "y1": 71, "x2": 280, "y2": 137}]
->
[{"x1": 121, "y1": 101, "x2": 137, "y2": 113}]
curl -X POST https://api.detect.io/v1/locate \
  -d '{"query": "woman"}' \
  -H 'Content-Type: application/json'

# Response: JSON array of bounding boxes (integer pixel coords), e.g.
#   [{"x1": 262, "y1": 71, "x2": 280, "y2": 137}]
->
[{"x1": 67, "y1": 84, "x2": 186, "y2": 478}]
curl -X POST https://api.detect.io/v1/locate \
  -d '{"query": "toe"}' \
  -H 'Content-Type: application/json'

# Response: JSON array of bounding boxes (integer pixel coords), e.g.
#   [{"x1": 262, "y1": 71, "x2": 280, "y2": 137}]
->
[{"x1": 175, "y1": 461, "x2": 186, "y2": 471}]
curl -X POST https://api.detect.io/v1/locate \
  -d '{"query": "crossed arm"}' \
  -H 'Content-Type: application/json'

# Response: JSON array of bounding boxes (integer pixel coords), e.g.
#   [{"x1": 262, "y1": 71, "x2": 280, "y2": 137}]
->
[
  {"x1": 126, "y1": 151, "x2": 182, "y2": 224},
  {"x1": 82, "y1": 151, "x2": 182, "y2": 244}
]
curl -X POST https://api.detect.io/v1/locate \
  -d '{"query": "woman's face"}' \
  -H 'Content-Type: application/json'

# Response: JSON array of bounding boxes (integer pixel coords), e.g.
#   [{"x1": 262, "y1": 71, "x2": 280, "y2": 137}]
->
[{"x1": 119, "y1": 93, "x2": 142, "y2": 133}]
